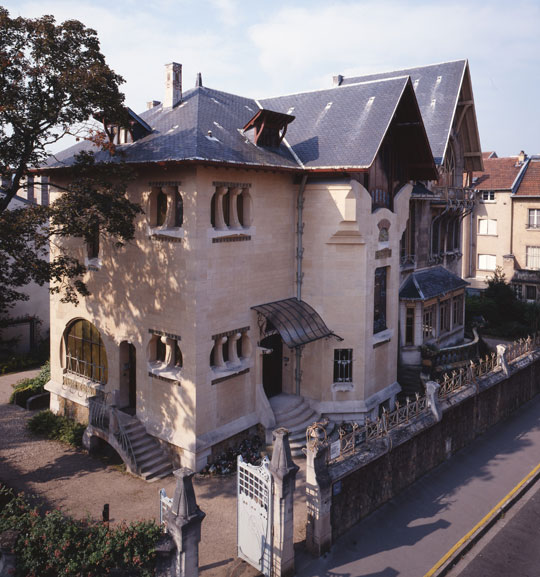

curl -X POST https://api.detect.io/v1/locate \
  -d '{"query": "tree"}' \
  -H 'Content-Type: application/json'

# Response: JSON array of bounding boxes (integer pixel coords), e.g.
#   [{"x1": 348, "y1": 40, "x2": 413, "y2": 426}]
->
[{"x1": 0, "y1": 9, "x2": 142, "y2": 318}]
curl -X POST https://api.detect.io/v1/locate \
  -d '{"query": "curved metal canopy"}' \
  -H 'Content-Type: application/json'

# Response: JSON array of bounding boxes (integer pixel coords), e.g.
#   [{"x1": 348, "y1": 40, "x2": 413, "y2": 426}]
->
[{"x1": 252, "y1": 297, "x2": 342, "y2": 348}]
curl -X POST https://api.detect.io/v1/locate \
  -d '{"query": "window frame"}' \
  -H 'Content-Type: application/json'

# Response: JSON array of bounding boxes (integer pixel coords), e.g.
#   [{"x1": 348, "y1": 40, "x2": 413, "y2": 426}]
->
[
  {"x1": 480, "y1": 191, "x2": 495, "y2": 202},
  {"x1": 526, "y1": 246, "x2": 540, "y2": 270},
  {"x1": 528, "y1": 209, "x2": 540, "y2": 229},
  {"x1": 65, "y1": 319, "x2": 108, "y2": 384},
  {"x1": 333, "y1": 349, "x2": 353, "y2": 383},
  {"x1": 478, "y1": 218, "x2": 497, "y2": 236},
  {"x1": 478, "y1": 253, "x2": 497, "y2": 271},
  {"x1": 373, "y1": 266, "x2": 388, "y2": 334}
]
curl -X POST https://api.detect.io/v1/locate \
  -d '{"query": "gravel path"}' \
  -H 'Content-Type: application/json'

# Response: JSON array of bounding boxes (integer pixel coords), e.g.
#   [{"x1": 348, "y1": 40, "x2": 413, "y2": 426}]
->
[{"x1": 0, "y1": 370, "x2": 307, "y2": 576}]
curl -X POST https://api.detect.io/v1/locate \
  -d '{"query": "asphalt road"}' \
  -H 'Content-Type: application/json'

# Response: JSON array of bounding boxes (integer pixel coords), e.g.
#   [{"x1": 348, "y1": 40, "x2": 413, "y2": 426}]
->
[{"x1": 295, "y1": 392, "x2": 540, "y2": 577}]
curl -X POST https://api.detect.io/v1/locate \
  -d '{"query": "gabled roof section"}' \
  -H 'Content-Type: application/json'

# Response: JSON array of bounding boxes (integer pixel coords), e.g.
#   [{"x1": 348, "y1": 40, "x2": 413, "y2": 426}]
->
[
  {"x1": 400, "y1": 266, "x2": 468, "y2": 300},
  {"x1": 515, "y1": 158, "x2": 540, "y2": 196},
  {"x1": 44, "y1": 86, "x2": 300, "y2": 170},
  {"x1": 260, "y1": 76, "x2": 433, "y2": 171},
  {"x1": 339, "y1": 60, "x2": 483, "y2": 171},
  {"x1": 473, "y1": 156, "x2": 528, "y2": 191}
]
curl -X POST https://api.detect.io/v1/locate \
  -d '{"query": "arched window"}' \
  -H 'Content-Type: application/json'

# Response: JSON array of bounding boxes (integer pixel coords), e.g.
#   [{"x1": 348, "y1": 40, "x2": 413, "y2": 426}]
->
[
  {"x1": 156, "y1": 189, "x2": 168, "y2": 226},
  {"x1": 65, "y1": 320, "x2": 108, "y2": 384}
]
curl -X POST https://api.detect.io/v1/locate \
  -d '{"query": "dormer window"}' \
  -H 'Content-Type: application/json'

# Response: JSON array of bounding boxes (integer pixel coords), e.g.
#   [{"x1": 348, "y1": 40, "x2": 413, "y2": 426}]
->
[
  {"x1": 243, "y1": 109, "x2": 295, "y2": 147},
  {"x1": 99, "y1": 107, "x2": 152, "y2": 145}
]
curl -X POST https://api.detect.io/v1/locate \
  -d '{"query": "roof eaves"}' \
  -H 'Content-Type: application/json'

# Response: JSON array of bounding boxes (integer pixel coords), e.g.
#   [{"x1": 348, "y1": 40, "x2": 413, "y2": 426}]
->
[{"x1": 440, "y1": 59, "x2": 467, "y2": 167}]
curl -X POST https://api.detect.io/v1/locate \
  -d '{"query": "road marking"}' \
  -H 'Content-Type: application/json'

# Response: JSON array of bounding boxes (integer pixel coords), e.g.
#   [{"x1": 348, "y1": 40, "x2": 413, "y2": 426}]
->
[{"x1": 423, "y1": 461, "x2": 540, "y2": 577}]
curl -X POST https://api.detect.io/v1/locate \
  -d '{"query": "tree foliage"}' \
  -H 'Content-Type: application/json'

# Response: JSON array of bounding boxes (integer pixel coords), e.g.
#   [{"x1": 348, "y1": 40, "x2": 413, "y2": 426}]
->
[{"x1": 0, "y1": 9, "x2": 142, "y2": 318}]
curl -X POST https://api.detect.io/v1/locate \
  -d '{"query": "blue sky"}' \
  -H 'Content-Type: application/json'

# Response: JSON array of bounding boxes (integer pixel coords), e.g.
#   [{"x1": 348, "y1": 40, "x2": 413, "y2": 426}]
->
[{"x1": 5, "y1": 0, "x2": 540, "y2": 157}]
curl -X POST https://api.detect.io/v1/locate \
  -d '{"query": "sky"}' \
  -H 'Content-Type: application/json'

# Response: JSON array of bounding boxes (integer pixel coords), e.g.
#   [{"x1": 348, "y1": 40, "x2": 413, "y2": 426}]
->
[{"x1": 4, "y1": 0, "x2": 540, "y2": 158}]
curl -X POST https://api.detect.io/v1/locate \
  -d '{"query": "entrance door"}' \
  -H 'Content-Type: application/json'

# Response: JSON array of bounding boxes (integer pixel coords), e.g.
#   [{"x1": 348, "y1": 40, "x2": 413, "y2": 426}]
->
[
  {"x1": 261, "y1": 334, "x2": 282, "y2": 398},
  {"x1": 119, "y1": 341, "x2": 136, "y2": 413}
]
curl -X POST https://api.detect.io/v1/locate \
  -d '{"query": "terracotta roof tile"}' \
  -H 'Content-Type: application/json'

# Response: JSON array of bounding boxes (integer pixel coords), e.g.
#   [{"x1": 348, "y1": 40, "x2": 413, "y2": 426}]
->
[
  {"x1": 472, "y1": 157, "x2": 523, "y2": 190},
  {"x1": 516, "y1": 160, "x2": 540, "y2": 195}
]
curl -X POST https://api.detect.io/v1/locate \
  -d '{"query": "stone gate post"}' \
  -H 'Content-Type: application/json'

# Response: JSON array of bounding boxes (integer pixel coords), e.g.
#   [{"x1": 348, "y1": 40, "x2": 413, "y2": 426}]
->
[
  {"x1": 269, "y1": 428, "x2": 299, "y2": 577},
  {"x1": 160, "y1": 468, "x2": 206, "y2": 577},
  {"x1": 305, "y1": 439, "x2": 332, "y2": 557}
]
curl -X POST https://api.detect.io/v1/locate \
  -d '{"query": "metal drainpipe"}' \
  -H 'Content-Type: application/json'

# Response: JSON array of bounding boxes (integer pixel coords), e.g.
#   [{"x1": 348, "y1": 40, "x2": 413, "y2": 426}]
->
[{"x1": 295, "y1": 175, "x2": 308, "y2": 396}]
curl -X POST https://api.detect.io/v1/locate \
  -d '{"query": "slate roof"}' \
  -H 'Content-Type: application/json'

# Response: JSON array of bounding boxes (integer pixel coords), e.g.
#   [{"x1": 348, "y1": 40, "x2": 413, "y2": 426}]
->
[
  {"x1": 340, "y1": 60, "x2": 468, "y2": 166},
  {"x1": 515, "y1": 159, "x2": 540, "y2": 196},
  {"x1": 45, "y1": 75, "x2": 431, "y2": 173},
  {"x1": 472, "y1": 157, "x2": 525, "y2": 191},
  {"x1": 45, "y1": 86, "x2": 300, "y2": 170},
  {"x1": 259, "y1": 76, "x2": 412, "y2": 169},
  {"x1": 399, "y1": 266, "x2": 468, "y2": 300}
]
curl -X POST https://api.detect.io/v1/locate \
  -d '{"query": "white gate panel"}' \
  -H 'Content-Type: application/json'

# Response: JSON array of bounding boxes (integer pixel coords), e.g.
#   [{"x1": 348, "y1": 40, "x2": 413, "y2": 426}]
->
[{"x1": 237, "y1": 455, "x2": 272, "y2": 576}]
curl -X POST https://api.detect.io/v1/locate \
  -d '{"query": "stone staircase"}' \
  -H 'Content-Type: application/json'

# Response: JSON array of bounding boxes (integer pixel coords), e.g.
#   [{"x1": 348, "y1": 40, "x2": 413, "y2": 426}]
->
[
  {"x1": 120, "y1": 418, "x2": 174, "y2": 482},
  {"x1": 268, "y1": 394, "x2": 334, "y2": 457}
]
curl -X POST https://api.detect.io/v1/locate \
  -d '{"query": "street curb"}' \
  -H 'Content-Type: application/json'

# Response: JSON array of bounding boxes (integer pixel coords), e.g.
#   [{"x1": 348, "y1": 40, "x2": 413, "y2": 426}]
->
[{"x1": 424, "y1": 462, "x2": 540, "y2": 577}]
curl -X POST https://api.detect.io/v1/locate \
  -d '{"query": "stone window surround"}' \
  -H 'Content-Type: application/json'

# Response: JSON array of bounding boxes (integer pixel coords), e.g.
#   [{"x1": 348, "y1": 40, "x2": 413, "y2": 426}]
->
[
  {"x1": 147, "y1": 181, "x2": 184, "y2": 240},
  {"x1": 210, "y1": 181, "x2": 254, "y2": 241},
  {"x1": 210, "y1": 326, "x2": 252, "y2": 381},
  {"x1": 147, "y1": 328, "x2": 183, "y2": 381}
]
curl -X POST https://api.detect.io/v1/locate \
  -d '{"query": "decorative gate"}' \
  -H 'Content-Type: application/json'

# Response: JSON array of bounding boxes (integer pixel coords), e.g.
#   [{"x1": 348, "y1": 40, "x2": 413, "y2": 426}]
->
[{"x1": 237, "y1": 455, "x2": 273, "y2": 576}]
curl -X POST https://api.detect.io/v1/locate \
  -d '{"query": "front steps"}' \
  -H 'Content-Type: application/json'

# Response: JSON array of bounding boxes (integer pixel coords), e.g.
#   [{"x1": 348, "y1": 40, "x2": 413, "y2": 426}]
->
[
  {"x1": 268, "y1": 394, "x2": 334, "y2": 457},
  {"x1": 120, "y1": 418, "x2": 174, "y2": 481}
]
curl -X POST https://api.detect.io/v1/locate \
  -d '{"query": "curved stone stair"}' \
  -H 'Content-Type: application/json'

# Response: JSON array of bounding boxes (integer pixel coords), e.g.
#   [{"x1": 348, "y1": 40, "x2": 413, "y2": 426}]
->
[
  {"x1": 120, "y1": 418, "x2": 173, "y2": 482},
  {"x1": 268, "y1": 394, "x2": 334, "y2": 457}
]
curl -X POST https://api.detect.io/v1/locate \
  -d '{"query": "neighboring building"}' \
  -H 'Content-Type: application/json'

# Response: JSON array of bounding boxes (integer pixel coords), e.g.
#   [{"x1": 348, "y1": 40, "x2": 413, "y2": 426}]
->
[
  {"x1": 337, "y1": 60, "x2": 482, "y2": 381},
  {"x1": 467, "y1": 151, "x2": 540, "y2": 301},
  {"x1": 41, "y1": 60, "x2": 484, "y2": 472},
  {"x1": 0, "y1": 176, "x2": 50, "y2": 354}
]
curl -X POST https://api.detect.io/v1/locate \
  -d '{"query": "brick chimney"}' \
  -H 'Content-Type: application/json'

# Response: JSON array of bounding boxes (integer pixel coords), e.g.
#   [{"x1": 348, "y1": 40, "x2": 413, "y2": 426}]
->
[
  {"x1": 518, "y1": 150, "x2": 527, "y2": 164},
  {"x1": 164, "y1": 62, "x2": 182, "y2": 109}
]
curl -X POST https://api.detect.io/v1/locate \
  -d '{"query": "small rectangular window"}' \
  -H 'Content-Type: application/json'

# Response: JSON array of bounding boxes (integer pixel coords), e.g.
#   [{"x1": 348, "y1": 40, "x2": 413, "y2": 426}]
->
[
  {"x1": 333, "y1": 349, "x2": 353, "y2": 383},
  {"x1": 528, "y1": 209, "x2": 540, "y2": 229},
  {"x1": 481, "y1": 191, "x2": 495, "y2": 202},
  {"x1": 478, "y1": 254, "x2": 496, "y2": 271},
  {"x1": 478, "y1": 218, "x2": 497, "y2": 235},
  {"x1": 440, "y1": 299, "x2": 451, "y2": 333},
  {"x1": 452, "y1": 294, "x2": 464, "y2": 327},
  {"x1": 526, "y1": 246, "x2": 540, "y2": 269},
  {"x1": 526, "y1": 285, "x2": 537, "y2": 300}
]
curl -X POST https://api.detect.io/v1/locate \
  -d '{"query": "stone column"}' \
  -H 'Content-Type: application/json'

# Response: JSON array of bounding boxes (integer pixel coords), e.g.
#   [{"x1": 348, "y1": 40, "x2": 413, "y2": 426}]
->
[
  {"x1": 161, "y1": 468, "x2": 206, "y2": 577},
  {"x1": 305, "y1": 440, "x2": 332, "y2": 557},
  {"x1": 227, "y1": 332, "x2": 241, "y2": 368},
  {"x1": 214, "y1": 186, "x2": 228, "y2": 230},
  {"x1": 213, "y1": 336, "x2": 227, "y2": 370},
  {"x1": 228, "y1": 186, "x2": 242, "y2": 230},
  {"x1": 163, "y1": 186, "x2": 178, "y2": 228},
  {"x1": 270, "y1": 428, "x2": 299, "y2": 577}
]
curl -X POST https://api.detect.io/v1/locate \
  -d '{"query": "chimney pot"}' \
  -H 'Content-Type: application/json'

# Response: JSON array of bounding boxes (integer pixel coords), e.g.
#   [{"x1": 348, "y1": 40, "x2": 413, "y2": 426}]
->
[
  {"x1": 146, "y1": 100, "x2": 161, "y2": 110},
  {"x1": 333, "y1": 74, "x2": 344, "y2": 87},
  {"x1": 518, "y1": 150, "x2": 527, "y2": 163},
  {"x1": 164, "y1": 62, "x2": 182, "y2": 108},
  {"x1": 195, "y1": 72, "x2": 203, "y2": 88}
]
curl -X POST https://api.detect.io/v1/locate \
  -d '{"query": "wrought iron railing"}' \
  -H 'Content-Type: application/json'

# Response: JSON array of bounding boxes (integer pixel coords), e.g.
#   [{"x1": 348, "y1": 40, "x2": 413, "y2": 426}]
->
[
  {"x1": 432, "y1": 186, "x2": 475, "y2": 202},
  {"x1": 114, "y1": 412, "x2": 137, "y2": 470},
  {"x1": 65, "y1": 354, "x2": 107, "y2": 385},
  {"x1": 159, "y1": 488, "x2": 173, "y2": 525},
  {"x1": 327, "y1": 332, "x2": 540, "y2": 464},
  {"x1": 88, "y1": 396, "x2": 109, "y2": 430}
]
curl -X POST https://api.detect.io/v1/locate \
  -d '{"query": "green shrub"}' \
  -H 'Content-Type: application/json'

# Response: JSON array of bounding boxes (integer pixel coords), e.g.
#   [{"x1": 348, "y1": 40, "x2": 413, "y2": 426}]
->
[
  {"x1": 9, "y1": 361, "x2": 50, "y2": 406},
  {"x1": 27, "y1": 410, "x2": 86, "y2": 448},
  {"x1": 0, "y1": 485, "x2": 162, "y2": 577}
]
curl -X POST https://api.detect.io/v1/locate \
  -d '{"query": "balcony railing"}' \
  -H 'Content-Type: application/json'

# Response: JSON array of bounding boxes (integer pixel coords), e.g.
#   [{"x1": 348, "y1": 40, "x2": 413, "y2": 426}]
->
[{"x1": 432, "y1": 186, "x2": 476, "y2": 202}]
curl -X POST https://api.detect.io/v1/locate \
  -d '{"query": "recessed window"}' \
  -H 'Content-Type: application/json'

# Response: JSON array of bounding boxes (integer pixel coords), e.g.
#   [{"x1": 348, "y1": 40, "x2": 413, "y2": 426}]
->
[
  {"x1": 440, "y1": 299, "x2": 451, "y2": 334},
  {"x1": 333, "y1": 349, "x2": 353, "y2": 383},
  {"x1": 526, "y1": 246, "x2": 540, "y2": 270},
  {"x1": 526, "y1": 285, "x2": 537, "y2": 301},
  {"x1": 423, "y1": 305, "x2": 434, "y2": 340},
  {"x1": 147, "y1": 183, "x2": 184, "y2": 239},
  {"x1": 481, "y1": 191, "x2": 495, "y2": 202},
  {"x1": 478, "y1": 254, "x2": 496, "y2": 271},
  {"x1": 452, "y1": 294, "x2": 464, "y2": 327},
  {"x1": 65, "y1": 319, "x2": 108, "y2": 384},
  {"x1": 373, "y1": 267, "x2": 388, "y2": 334},
  {"x1": 478, "y1": 218, "x2": 497, "y2": 236},
  {"x1": 210, "y1": 328, "x2": 251, "y2": 374},
  {"x1": 148, "y1": 331, "x2": 183, "y2": 380},
  {"x1": 211, "y1": 183, "x2": 252, "y2": 232},
  {"x1": 405, "y1": 306, "x2": 415, "y2": 345}
]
